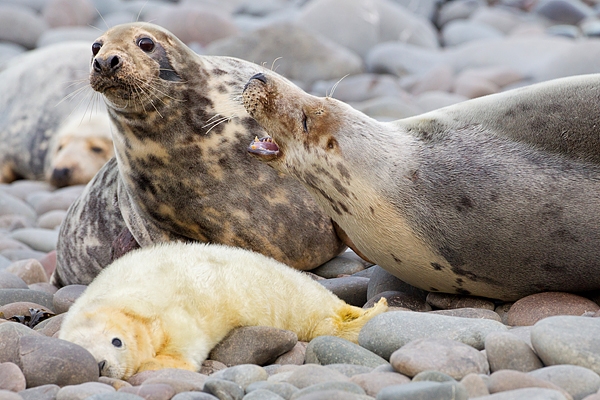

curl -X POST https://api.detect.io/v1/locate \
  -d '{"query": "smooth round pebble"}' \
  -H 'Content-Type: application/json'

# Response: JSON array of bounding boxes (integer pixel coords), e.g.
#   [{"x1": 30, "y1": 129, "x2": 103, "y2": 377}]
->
[
  {"x1": 0, "y1": 361, "x2": 26, "y2": 391},
  {"x1": 484, "y1": 331, "x2": 543, "y2": 372},
  {"x1": 0, "y1": 289, "x2": 54, "y2": 309},
  {"x1": 318, "y1": 276, "x2": 369, "y2": 307},
  {"x1": 209, "y1": 326, "x2": 297, "y2": 367},
  {"x1": 52, "y1": 284, "x2": 86, "y2": 314},
  {"x1": 507, "y1": 292, "x2": 599, "y2": 326},
  {"x1": 364, "y1": 290, "x2": 430, "y2": 311},
  {"x1": 290, "y1": 381, "x2": 365, "y2": 400},
  {"x1": 358, "y1": 311, "x2": 507, "y2": 359},
  {"x1": 33, "y1": 313, "x2": 65, "y2": 337},
  {"x1": 470, "y1": 387, "x2": 570, "y2": 399},
  {"x1": 37, "y1": 210, "x2": 67, "y2": 230},
  {"x1": 426, "y1": 293, "x2": 495, "y2": 311},
  {"x1": 528, "y1": 365, "x2": 600, "y2": 400},
  {"x1": 31, "y1": 186, "x2": 84, "y2": 215},
  {"x1": 282, "y1": 364, "x2": 350, "y2": 389},
  {"x1": 310, "y1": 255, "x2": 365, "y2": 278},
  {"x1": 305, "y1": 335, "x2": 389, "y2": 368},
  {"x1": 0, "y1": 192, "x2": 36, "y2": 221},
  {"x1": 428, "y1": 308, "x2": 501, "y2": 322},
  {"x1": 0, "y1": 322, "x2": 41, "y2": 365},
  {"x1": 273, "y1": 342, "x2": 307, "y2": 365},
  {"x1": 119, "y1": 383, "x2": 176, "y2": 400},
  {"x1": 349, "y1": 371, "x2": 410, "y2": 397},
  {"x1": 19, "y1": 334, "x2": 99, "y2": 387},
  {"x1": 0, "y1": 272, "x2": 28, "y2": 289},
  {"x1": 28, "y1": 283, "x2": 58, "y2": 295},
  {"x1": 460, "y1": 373, "x2": 489, "y2": 398},
  {"x1": 199, "y1": 360, "x2": 227, "y2": 376},
  {"x1": 291, "y1": 390, "x2": 372, "y2": 400},
  {"x1": 87, "y1": 393, "x2": 145, "y2": 400},
  {"x1": 487, "y1": 370, "x2": 572, "y2": 399},
  {"x1": 246, "y1": 381, "x2": 299, "y2": 399},
  {"x1": 128, "y1": 369, "x2": 207, "y2": 390},
  {"x1": 377, "y1": 381, "x2": 469, "y2": 400},
  {"x1": 6, "y1": 259, "x2": 48, "y2": 284},
  {"x1": 202, "y1": 379, "x2": 243, "y2": 400},
  {"x1": 56, "y1": 382, "x2": 115, "y2": 399},
  {"x1": 390, "y1": 338, "x2": 489, "y2": 380},
  {"x1": 210, "y1": 364, "x2": 268, "y2": 389},
  {"x1": 19, "y1": 384, "x2": 60, "y2": 400},
  {"x1": 325, "y1": 364, "x2": 373, "y2": 378},
  {"x1": 244, "y1": 389, "x2": 285, "y2": 400},
  {"x1": 531, "y1": 316, "x2": 600, "y2": 375},
  {"x1": 412, "y1": 370, "x2": 456, "y2": 383},
  {"x1": 10, "y1": 228, "x2": 58, "y2": 253},
  {"x1": 171, "y1": 393, "x2": 218, "y2": 400},
  {"x1": 0, "y1": 301, "x2": 53, "y2": 321},
  {"x1": 0, "y1": 390, "x2": 24, "y2": 400}
]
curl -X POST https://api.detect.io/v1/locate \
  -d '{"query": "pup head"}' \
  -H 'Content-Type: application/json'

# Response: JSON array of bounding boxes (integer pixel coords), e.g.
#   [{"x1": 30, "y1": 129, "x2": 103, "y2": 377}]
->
[{"x1": 58, "y1": 307, "x2": 153, "y2": 380}]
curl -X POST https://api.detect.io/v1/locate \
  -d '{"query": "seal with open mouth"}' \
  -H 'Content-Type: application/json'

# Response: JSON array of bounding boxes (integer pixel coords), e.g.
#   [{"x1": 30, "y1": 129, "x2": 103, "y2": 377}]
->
[{"x1": 243, "y1": 71, "x2": 600, "y2": 301}]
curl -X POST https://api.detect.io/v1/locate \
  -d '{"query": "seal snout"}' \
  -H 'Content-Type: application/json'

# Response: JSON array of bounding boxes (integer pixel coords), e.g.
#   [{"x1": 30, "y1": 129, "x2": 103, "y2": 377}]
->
[
  {"x1": 50, "y1": 167, "x2": 72, "y2": 188},
  {"x1": 98, "y1": 360, "x2": 106, "y2": 375},
  {"x1": 93, "y1": 54, "x2": 122, "y2": 75},
  {"x1": 248, "y1": 136, "x2": 280, "y2": 161}
]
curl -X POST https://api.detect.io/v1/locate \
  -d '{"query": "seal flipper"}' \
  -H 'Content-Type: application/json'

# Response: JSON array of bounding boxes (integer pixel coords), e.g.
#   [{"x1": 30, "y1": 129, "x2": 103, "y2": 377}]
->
[{"x1": 312, "y1": 298, "x2": 388, "y2": 343}]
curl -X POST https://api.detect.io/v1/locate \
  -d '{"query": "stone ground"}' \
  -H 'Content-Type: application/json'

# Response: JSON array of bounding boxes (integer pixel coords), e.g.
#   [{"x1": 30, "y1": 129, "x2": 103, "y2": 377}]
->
[{"x1": 2, "y1": 0, "x2": 600, "y2": 398}]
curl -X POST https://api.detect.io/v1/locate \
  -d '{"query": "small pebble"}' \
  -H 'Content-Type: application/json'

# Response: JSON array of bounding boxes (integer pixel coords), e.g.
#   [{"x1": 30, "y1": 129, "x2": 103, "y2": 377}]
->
[
  {"x1": 282, "y1": 364, "x2": 350, "y2": 389},
  {"x1": 349, "y1": 371, "x2": 410, "y2": 397},
  {"x1": 6, "y1": 259, "x2": 48, "y2": 284},
  {"x1": 528, "y1": 365, "x2": 600, "y2": 400},
  {"x1": 202, "y1": 378, "x2": 244, "y2": 400},
  {"x1": 485, "y1": 331, "x2": 543, "y2": 372},
  {"x1": 318, "y1": 276, "x2": 369, "y2": 307},
  {"x1": 19, "y1": 384, "x2": 60, "y2": 400},
  {"x1": 210, "y1": 364, "x2": 268, "y2": 390},
  {"x1": 52, "y1": 284, "x2": 86, "y2": 314},
  {"x1": 289, "y1": 381, "x2": 365, "y2": 400},
  {"x1": 377, "y1": 381, "x2": 469, "y2": 400},
  {"x1": 119, "y1": 383, "x2": 176, "y2": 400},
  {"x1": 0, "y1": 362, "x2": 26, "y2": 391},
  {"x1": 56, "y1": 382, "x2": 116, "y2": 399},
  {"x1": 507, "y1": 292, "x2": 599, "y2": 326},
  {"x1": 273, "y1": 342, "x2": 307, "y2": 365},
  {"x1": 305, "y1": 335, "x2": 389, "y2": 368},
  {"x1": 246, "y1": 381, "x2": 299, "y2": 399},
  {"x1": 426, "y1": 292, "x2": 495, "y2": 310},
  {"x1": 487, "y1": 370, "x2": 573, "y2": 399}
]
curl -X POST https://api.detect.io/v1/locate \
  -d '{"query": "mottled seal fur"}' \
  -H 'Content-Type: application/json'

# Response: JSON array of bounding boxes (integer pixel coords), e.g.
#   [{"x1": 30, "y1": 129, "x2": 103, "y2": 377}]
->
[
  {"x1": 0, "y1": 42, "x2": 113, "y2": 187},
  {"x1": 58, "y1": 242, "x2": 387, "y2": 379},
  {"x1": 52, "y1": 22, "x2": 344, "y2": 287},
  {"x1": 243, "y1": 71, "x2": 600, "y2": 301}
]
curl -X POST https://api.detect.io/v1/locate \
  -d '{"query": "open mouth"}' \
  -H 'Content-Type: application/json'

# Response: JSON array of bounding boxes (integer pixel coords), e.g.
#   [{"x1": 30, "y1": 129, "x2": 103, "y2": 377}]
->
[{"x1": 248, "y1": 136, "x2": 280, "y2": 161}]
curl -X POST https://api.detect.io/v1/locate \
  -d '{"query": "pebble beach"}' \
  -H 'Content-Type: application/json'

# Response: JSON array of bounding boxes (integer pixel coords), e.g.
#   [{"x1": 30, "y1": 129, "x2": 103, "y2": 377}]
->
[{"x1": 2, "y1": 0, "x2": 600, "y2": 399}]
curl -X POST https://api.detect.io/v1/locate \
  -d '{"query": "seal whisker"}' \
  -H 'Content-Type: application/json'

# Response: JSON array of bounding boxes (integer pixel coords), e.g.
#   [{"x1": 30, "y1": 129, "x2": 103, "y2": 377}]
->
[
  {"x1": 270, "y1": 57, "x2": 283, "y2": 72},
  {"x1": 203, "y1": 115, "x2": 235, "y2": 134},
  {"x1": 327, "y1": 74, "x2": 350, "y2": 99}
]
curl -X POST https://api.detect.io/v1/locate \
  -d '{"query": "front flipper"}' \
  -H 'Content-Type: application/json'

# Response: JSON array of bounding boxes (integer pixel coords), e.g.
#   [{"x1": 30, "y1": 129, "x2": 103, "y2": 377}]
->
[{"x1": 137, "y1": 354, "x2": 197, "y2": 374}]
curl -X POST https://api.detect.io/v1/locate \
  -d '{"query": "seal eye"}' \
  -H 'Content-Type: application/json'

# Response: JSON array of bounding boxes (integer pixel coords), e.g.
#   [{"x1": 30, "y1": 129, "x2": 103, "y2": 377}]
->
[
  {"x1": 91, "y1": 42, "x2": 102, "y2": 56},
  {"x1": 90, "y1": 146, "x2": 104, "y2": 154},
  {"x1": 302, "y1": 114, "x2": 309, "y2": 134},
  {"x1": 137, "y1": 37, "x2": 155, "y2": 52},
  {"x1": 111, "y1": 338, "x2": 123, "y2": 348}
]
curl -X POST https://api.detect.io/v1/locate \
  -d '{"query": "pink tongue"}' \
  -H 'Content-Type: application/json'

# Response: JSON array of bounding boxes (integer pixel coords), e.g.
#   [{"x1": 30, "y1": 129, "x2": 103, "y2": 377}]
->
[{"x1": 248, "y1": 136, "x2": 280, "y2": 157}]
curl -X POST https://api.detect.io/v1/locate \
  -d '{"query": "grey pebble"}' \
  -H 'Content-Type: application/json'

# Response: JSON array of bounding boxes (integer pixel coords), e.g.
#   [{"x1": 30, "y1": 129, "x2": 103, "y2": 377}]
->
[
  {"x1": 118, "y1": 383, "x2": 176, "y2": 400},
  {"x1": 310, "y1": 255, "x2": 365, "y2": 278},
  {"x1": 349, "y1": 371, "x2": 411, "y2": 397},
  {"x1": 390, "y1": 338, "x2": 489, "y2": 380},
  {"x1": 209, "y1": 326, "x2": 297, "y2": 367},
  {"x1": 52, "y1": 284, "x2": 86, "y2": 314},
  {"x1": 0, "y1": 249, "x2": 47, "y2": 262},
  {"x1": 282, "y1": 364, "x2": 350, "y2": 389},
  {"x1": 0, "y1": 272, "x2": 28, "y2": 289},
  {"x1": 246, "y1": 382, "x2": 298, "y2": 400},
  {"x1": 0, "y1": 256, "x2": 11, "y2": 270},
  {"x1": 37, "y1": 210, "x2": 67, "y2": 230},
  {"x1": 290, "y1": 381, "x2": 365, "y2": 400},
  {"x1": 56, "y1": 382, "x2": 115, "y2": 400},
  {"x1": 87, "y1": 394, "x2": 145, "y2": 400},
  {"x1": 10, "y1": 228, "x2": 58, "y2": 253},
  {"x1": 459, "y1": 374, "x2": 489, "y2": 398},
  {"x1": 325, "y1": 364, "x2": 373, "y2": 378},
  {"x1": 376, "y1": 381, "x2": 469, "y2": 400},
  {"x1": 358, "y1": 311, "x2": 507, "y2": 359},
  {"x1": 0, "y1": 288, "x2": 54, "y2": 309},
  {"x1": 0, "y1": 322, "x2": 40, "y2": 365},
  {"x1": 528, "y1": 365, "x2": 600, "y2": 400},
  {"x1": 0, "y1": 362, "x2": 26, "y2": 392},
  {"x1": 242, "y1": 389, "x2": 284, "y2": 400},
  {"x1": 531, "y1": 316, "x2": 600, "y2": 375},
  {"x1": 427, "y1": 308, "x2": 501, "y2": 322},
  {"x1": 203, "y1": 379, "x2": 244, "y2": 400},
  {"x1": 305, "y1": 336, "x2": 388, "y2": 368},
  {"x1": 129, "y1": 368, "x2": 207, "y2": 390},
  {"x1": 412, "y1": 370, "x2": 455, "y2": 383},
  {"x1": 292, "y1": 390, "x2": 373, "y2": 400},
  {"x1": 319, "y1": 276, "x2": 369, "y2": 307},
  {"x1": 485, "y1": 331, "x2": 542, "y2": 372},
  {"x1": 33, "y1": 313, "x2": 65, "y2": 337},
  {"x1": 0, "y1": 192, "x2": 36, "y2": 221},
  {"x1": 470, "y1": 387, "x2": 569, "y2": 400},
  {"x1": 210, "y1": 364, "x2": 268, "y2": 390},
  {"x1": 6, "y1": 259, "x2": 47, "y2": 285},
  {"x1": 0, "y1": 389, "x2": 24, "y2": 400},
  {"x1": 364, "y1": 290, "x2": 429, "y2": 311},
  {"x1": 171, "y1": 393, "x2": 219, "y2": 400},
  {"x1": 426, "y1": 293, "x2": 495, "y2": 311},
  {"x1": 273, "y1": 342, "x2": 306, "y2": 366},
  {"x1": 19, "y1": 384, "x2": 60, "y2": 400},
  {"x1": 19, "y1": 334, "x2": 99, "y2": 387}
]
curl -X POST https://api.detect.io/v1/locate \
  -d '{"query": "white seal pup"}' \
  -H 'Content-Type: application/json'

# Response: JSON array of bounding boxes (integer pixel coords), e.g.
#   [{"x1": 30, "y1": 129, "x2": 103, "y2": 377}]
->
[
  {"x1": 0, "y1": 42, "x2": 113, "y2": 187},
  {"x1": 243, "y1": 71, "x2": 600, "y2": 301},
  {"x1": 58, "y1": 242, "x2": 388, "y2": 380}
]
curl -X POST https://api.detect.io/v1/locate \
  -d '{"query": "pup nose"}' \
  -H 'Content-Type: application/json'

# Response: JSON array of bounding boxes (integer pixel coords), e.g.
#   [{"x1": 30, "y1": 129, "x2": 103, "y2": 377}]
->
[
  {"x1": 50, "y1": 167, "x2": 72, "y2": 188},
  {"x1": 93, "y1": 55, "x2": 121, "y2": 75},
  {"x1": 250, "y1": 73, "x2": 268, "y2": 84},
  {"x1": 98, "y1": 360, "x2": 106, "y2": 374}
]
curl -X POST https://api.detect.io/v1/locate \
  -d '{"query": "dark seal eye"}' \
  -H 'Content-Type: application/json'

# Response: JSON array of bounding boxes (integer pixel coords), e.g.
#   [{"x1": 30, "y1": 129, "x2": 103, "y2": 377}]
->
[
  {"x1": 302, "y1": 114, "x2": 309, "y2": 134},
  {"x1": 137, "y1": 37, "x2": 155, "y2": 52},
  {"x1": 111, "y1": 338, "x2": 122, "y2": 348},
  {"x1": 91, "y1": 42, "x2": 102, "y2": 56}
]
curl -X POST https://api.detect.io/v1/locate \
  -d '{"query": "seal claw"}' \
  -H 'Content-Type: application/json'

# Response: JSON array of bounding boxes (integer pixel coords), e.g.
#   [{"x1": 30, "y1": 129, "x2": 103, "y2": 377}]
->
[{"x1": 248, "y1": 136, "x2": 280, "y2": 160}]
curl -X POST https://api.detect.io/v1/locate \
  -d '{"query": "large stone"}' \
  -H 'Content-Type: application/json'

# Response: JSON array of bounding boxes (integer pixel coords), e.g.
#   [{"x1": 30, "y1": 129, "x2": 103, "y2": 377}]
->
[
  {"x1": 390, "y1": 338, "x2": 489, "y2": 380},
  {"x1": 10, "y1": 228, "x2": 59, "y2": 253},
  {"x1": 19, "y1": 384, "x2": 61, "y2": 400},
  {"x1": 56, "y1": 382, "x2": 116, "y2": 399},
  {"x1": 488, "y1": 370, "x2": 573, "y2": 399},
  {"x1": 42, "y1": 0, "x2": 96, "y2": 28},
  {"x1": 367, "y1": 266, "x2": 428, "y2": 304},
  {"x1": 350, "y1": 371, "x2": 410, "y2": 397},
  {"x1": 281, "y1": 364, "x2": 350, "y2": 389},
  {"x1": 507, "y1": 292, "x2": 599, "y2": 326},
  {"x1": 531, "y1": 316, "x2": 600, "y2": 375},
  {"x1": 6, "y1": 259, "x2": 48, "y2": 285},
  {"x1": 0, "y1": 362, "x2": 26, "y2": 391},
  {"x1": 366, "y1": 42, "x2": 444, "y2": 78},
  {"x1": 305, "y1": 336, "x2": 389, "y2": 368},
  {"x1": 53, "y1": 284, "x2": 87, "y2": 314},
  {"x1": 210, "y1": 364, "x2": 268, "y2": 390},
  {"x1": 0, "y1": 322, "x2": 41, "y2": 365},
  {"x1": 358, "y1": 311, "x2": 507, "y2": 359},
  {"x1": 485, "y1": 331, "x2": 543, "y2": 372},
  {"x1": 0, "y1": 4, "x2": 48, "y2": 49},
  {"x1": 318, "y1": 277, "x2": 369, "y2": 307},
  {"x1": 0, "y1": 272, "x2": 28, "y2": 290},
  {"x1": 528, "y1": 365, "x2": 600, "y2": 400},
  {"x1": 0, "y1": 192, "x2": 36, "y2": 221},
  {"x1": 469, "y1": 387, "x2": 570, "y2": 399},
  {"x1": 377, "y1": 381, "x2": 469, "y2": 400},
  {"x1": 0, "y1": 289, "x2": 54, "y2": 309},
  {"x1": 202, "y1": 379, "x2": 243, "y2": 400}
]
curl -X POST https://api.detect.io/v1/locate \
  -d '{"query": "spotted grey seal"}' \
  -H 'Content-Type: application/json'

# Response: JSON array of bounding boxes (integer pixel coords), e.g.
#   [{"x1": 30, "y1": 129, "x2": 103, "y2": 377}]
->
[
  {"x1": 52, "y1": 22, "x2": 344, "y2": 287},
  {"x1": 0, "y1": 42, "x2": 113, "y2": 187},
  {"x1": 59, "y1": 242, "x2": 388, "y2": 379},
  {"x1": 243, "y1": 71, "x2": 600, "y2": 301}
]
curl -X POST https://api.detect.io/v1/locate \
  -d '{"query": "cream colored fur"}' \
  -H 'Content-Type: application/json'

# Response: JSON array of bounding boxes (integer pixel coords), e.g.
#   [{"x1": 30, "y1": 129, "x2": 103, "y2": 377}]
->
[{"x1": 59, "y1": 242, "x2": 387, "y2": 379}]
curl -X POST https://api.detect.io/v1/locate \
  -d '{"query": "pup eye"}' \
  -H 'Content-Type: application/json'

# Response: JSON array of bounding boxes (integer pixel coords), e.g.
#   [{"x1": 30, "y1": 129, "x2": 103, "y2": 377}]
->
[
  {"x1": 302, "y1": 114, "x2": 308, "y2": 133},
  {"x1": 137, "y1": 37, "x2": 155, "y2": 52},
  {"x1": 111, "y1": 338, "x2": 122, "y2": 347},
  {"x1": 91, "y1": 146, "x2": 104, "y2": 154},
  {"x1": 92, "y1": 42, "x2": 102, "y2": 56}
]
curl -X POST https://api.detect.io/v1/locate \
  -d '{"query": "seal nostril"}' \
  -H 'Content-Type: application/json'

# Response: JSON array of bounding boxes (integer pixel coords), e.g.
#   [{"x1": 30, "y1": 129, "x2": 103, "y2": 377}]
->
[
  {"x1": 98, "y1": 360, "x2": 106, "y2": 374},
  {"x1": 250, "y1": 73, "x2": 267, "y2": 84},
  {"x1": 110, "y1": 55, "x2": 120, "y2": 70},
  {"x1": 93, "y1": 59, "x2": 102, "y2": 73}
]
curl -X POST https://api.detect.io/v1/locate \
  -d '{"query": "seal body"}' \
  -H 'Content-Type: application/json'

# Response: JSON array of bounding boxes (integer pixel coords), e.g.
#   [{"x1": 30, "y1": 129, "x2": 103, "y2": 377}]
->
[
  {"x1": 243, "y1": 71, "x2": 600, "y2": 301},
  {"x1": 58, "y1": 242, "x2": 387, "y2": 380},
  {"x1": 52, "y1": 22, "x2": 344, "y2": 286},
  {"x1": 0, "y1": 42, "x2": 113, "y2": 187}
]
